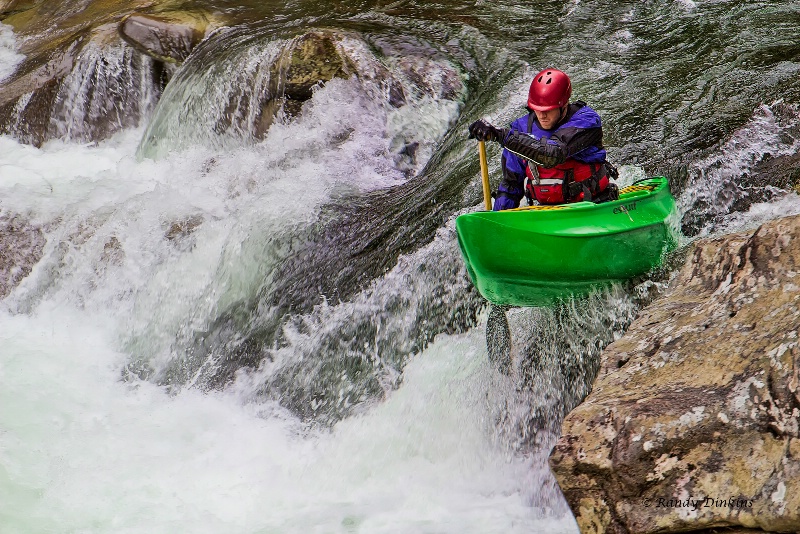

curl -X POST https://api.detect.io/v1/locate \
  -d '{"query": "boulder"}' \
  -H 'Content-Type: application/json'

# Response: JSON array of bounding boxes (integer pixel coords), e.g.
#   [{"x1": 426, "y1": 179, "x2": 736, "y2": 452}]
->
[
  {"x1": 550, "y1": 213, "x2": 800, "y2": 533},
  {"x1": 230, "y1": 30, "x2": 359, "y2": 139},
  {"x1": 119, "y1": 11, "x2": 218, "y2": 64},
  {"x1": 0, "y1": 24, "x2": 167, "y2": 146},
  {"x1": 268, "y1": 30, "x2": 419, "y2": 122},
  {"x1": 1, "y1": 0, "x2": 156, "y2": 50},
  {"x1": 1, "y1": 1, "x2": 158, "y2": 145}
]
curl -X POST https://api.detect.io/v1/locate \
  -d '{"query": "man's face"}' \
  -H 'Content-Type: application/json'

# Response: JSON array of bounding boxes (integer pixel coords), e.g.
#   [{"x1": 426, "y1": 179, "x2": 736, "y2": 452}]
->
[{"x1": 534, "y1": 107, "x2": 563, "y2": 130}]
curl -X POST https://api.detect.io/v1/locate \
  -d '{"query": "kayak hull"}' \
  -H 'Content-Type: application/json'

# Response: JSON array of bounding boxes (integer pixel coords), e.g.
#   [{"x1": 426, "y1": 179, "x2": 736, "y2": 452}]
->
[{"x1": 455, "y1": 178, "x2": 678, "y2": 307}]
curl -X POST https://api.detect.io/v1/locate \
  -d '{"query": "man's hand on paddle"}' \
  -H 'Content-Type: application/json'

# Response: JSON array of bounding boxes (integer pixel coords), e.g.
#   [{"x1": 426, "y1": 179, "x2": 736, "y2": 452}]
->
[{"x1": 468, "y1": 120, "x2": 504, "y2": 143}]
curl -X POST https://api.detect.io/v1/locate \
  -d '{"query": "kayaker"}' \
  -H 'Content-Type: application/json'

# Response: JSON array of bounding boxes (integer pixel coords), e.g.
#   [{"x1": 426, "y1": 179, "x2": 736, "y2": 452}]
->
[{"x1": 468, "y1": 68, "x2": 618, "y2": 210}]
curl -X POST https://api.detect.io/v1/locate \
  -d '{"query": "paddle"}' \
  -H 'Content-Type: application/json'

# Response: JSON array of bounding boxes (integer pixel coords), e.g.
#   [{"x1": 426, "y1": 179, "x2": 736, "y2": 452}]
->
[
  {"x1": 476, "y1": 141, "x2": 511, "y2": 373},
  {"x1": 478, "y1": 140, "x2": 492, "y2": 210}
]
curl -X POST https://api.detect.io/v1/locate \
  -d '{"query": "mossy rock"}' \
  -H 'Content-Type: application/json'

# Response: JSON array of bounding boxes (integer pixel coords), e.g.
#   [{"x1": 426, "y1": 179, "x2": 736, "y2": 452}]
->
[{"x1": 282, "y1": 31, "x2": 354, "y2": 101}]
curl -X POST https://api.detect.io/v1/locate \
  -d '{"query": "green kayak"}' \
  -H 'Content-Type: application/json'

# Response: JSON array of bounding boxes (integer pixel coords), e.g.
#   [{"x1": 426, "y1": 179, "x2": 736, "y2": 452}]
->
[{"x1": 455, "y1": 177, "x2": 679, "y2": 307}]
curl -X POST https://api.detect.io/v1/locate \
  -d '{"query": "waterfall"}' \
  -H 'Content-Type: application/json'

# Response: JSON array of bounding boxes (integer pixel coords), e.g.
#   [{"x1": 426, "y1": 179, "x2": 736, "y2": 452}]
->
[
  {"x1": 0, "y1": 22, "x2": 25, "y2": 82},
  {"x1": 1, "y1": 39, "x2": 165, "y2": 146},
  {"x1": 48, "y1": 42, "x2": 164, "y2": 143},
  {"x1": 137, "y1": 26, "x2": 466, "y2": 161}
]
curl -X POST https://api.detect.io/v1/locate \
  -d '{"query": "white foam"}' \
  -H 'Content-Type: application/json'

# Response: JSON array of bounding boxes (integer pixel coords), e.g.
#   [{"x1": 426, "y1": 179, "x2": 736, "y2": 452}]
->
[
  {"x1": 703, "y1": 192, "x2": 800, "y2": 237},
  {"x1": 1, "y1": 99, "x2": 572, "y2": 532},
  {"x1": 0, "y1": 307, "x2": 577, "y2": 533},
  {"x1": 678, "y1": 102, "x2": 800, "y2": 232},
  {"x1": 0, "y1": 22, "x2": 25, "y2": 83}
]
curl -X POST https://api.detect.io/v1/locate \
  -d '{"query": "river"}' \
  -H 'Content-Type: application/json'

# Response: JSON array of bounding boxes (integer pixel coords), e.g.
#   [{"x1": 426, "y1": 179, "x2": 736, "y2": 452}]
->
[{"x1": 2, "y1": 1, "x2": 800, "y2": 532}]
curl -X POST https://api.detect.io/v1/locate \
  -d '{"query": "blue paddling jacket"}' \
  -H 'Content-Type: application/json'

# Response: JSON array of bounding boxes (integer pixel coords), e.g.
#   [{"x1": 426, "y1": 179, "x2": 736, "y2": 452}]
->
[{"x1": 495, "y1": 102, "x2": 609, "y2": 210}]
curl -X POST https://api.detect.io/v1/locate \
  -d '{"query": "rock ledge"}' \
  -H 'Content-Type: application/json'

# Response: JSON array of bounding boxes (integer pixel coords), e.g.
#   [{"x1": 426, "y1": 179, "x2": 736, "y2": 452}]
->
[{"x1": 551, "y1": 213, "x2": 800, "y2": 533}]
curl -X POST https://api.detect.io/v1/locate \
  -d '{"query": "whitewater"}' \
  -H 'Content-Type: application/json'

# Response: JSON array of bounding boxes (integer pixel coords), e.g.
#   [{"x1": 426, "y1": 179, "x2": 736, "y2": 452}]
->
[
  {"x1": 0, "y1": 68, "x2": 574, "y2": 533},
  {"x1": 5, "y1": 103, "x2": 800, "y2": 534}
]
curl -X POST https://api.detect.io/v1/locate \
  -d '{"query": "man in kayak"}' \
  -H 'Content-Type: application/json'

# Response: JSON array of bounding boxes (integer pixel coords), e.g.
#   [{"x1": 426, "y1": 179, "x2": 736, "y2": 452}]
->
[{"x1": 468, "y1": 68, "x2": 617, "y2": 210}]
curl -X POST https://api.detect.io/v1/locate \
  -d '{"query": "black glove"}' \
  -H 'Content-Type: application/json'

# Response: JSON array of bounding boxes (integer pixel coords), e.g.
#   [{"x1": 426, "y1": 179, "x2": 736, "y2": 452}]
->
[{"x1": 468, "y1": 120, "x2": 504, "y2": 143}]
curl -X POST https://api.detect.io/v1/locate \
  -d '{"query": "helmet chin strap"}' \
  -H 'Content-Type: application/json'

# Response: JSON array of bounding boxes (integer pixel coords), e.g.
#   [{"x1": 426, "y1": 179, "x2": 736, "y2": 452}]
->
[{"x1": 557, "y1": 105, "x2": 567, "y2": 124}]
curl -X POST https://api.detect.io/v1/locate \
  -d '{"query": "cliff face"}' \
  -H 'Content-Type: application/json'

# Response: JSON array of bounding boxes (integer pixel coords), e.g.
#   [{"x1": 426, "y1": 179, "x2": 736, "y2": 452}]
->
[{"x1": 550, "y1": 213, "x2": 800, "y2": 534}]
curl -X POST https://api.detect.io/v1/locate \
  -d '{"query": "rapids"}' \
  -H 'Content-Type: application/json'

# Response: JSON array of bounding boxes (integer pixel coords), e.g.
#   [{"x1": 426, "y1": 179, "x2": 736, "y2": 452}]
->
[{"x1": 2, "y1": 1, "x2": 800, "y2": 532}]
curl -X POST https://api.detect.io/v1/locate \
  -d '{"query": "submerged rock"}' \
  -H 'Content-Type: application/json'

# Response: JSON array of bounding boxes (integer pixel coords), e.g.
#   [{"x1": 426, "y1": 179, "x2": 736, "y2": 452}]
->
[
  {"x1": 550, "y1": 214, "x2": 800, "y2": 533},
  {"x1": 0, "y1": 214, "x2": 45, "y2": 299}
]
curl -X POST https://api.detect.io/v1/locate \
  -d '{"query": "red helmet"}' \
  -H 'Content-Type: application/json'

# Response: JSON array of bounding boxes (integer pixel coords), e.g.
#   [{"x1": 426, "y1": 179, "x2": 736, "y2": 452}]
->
[{"x1": 527, "y1": 68, "x2": 572, "y2": 111}]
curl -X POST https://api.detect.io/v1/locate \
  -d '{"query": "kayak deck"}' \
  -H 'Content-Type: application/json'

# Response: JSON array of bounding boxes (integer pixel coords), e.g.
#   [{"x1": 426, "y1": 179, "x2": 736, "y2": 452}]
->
[{"x1": 455, "y1": 178, "x2": 679, "y2": 307}]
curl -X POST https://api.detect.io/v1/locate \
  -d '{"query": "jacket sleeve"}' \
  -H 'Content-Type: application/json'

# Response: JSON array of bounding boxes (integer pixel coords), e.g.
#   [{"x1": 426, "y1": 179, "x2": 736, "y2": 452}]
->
[{"x1": 501, "y1": 126, "x2": 602, "y2": 168}]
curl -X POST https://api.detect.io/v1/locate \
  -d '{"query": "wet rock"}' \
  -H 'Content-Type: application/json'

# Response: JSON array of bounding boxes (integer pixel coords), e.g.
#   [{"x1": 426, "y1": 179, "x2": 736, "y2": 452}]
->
[
  {"x1": 366, "y1": 34, "x2": 463, "y2": 102},
  {"x1": 0, "y1": 28, "x2": 167, "y2": 146},
  {"x1": 0, "y1": 1, "x2": 223, "y2": 145},
  {"x1": 285, "y1": 32, "x2": 352, "y2": 99},
  {"x1": 165, "y1": 215, "x2": 204, "y2": 241},
  {"x1": 0, "y1": 75, "x2": 63, "y2": 147},
  {"x1": 279, "y1": 30, "x2": 355, "y2": 117},
  {"x1": 750, "y1": 150, "x2": 800, "y2": 194},
  {"x1": 0, "y1": 28, "x2": 83, "y2": 145},
  {"x1": 164, "y1": 215, "x2": 203, "y2": 251},
  {"x1": 271, "y1": 30, "x2": 443, "y2": 122},
  {"x1": 550, "y1": 214, "x2": 800, "y2": 533},
  {"x1": 99, "y1": 236, "x2": 124, "y2": 267},
  {"x1": 119, "y1": 11, "x2": 217, "y2": 64},
  {"x1": 396, "y1": 55, "x2": 463, "y2": 101},
  {"x1": 0, "y1": 0, "x2": 41, "y2": 19},
  {"x1": 681, "y1": 123, "x2": 800, "y2": 238},
  {"x1": 243, "y1": 30, "x2": 365, "y2": 137},
  {"x1": 0, "y1": 214, "x2": 45, "y2": 299},
  {"x1": 399, "y1": 141, "x2": 419, "y2": 163}
]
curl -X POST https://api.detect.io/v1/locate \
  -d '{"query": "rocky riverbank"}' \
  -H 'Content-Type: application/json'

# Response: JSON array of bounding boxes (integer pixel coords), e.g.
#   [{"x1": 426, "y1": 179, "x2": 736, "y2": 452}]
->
[{"x1": 550, "y1": 212, "x2": 800, "y2": 533}]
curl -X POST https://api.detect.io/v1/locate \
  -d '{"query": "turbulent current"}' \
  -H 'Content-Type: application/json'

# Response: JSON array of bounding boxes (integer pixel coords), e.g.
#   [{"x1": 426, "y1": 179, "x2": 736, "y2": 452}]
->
[{"x1": 2, "y1": 1, "x2": 800, "y2": 532}]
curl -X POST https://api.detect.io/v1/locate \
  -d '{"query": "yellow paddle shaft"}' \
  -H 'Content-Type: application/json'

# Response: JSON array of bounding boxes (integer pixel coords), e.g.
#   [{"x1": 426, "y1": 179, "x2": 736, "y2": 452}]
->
[{"x1": 478, "y1": 141, "x2": 491, "y2": 211}]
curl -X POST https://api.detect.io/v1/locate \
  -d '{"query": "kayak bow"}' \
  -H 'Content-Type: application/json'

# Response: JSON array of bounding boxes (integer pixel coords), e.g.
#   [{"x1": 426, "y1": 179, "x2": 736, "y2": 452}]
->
[{"x1": 455, "y1": 177, "x2": 678, "y2": 307}]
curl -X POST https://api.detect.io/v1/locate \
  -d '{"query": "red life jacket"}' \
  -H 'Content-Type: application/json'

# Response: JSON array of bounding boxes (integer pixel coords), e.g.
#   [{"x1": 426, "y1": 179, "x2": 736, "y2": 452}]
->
[{"x1": 525, "y1": 160, "x2": 609, "y2": 205}]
